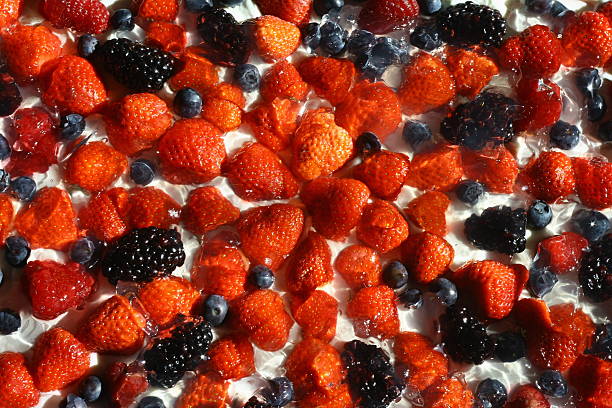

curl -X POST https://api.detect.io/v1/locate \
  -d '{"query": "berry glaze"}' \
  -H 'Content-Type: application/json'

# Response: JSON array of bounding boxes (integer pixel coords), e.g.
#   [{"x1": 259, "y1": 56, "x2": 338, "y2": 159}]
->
[{"x1": 0, "y1": 0, "x2": 610, "y2": 407}]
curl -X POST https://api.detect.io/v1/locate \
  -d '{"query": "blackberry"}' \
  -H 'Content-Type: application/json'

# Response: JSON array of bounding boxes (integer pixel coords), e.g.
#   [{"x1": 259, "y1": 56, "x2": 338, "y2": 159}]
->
[
  {"x1": 578, "y1": 234, "x2": 612, "y2": 302},
  {"x1": 465, "y1": 206, "x2": 527, "y2": 254},
  {"x1": 0, "y1": 71, "x2": 22, "y2": 117},
  {"x1": 196, "y1": 8, "x2": 252, "y2": 66},
  {"x1": 144, "y1": 318, "x2": 213, "y2": 388},
  {"x1": 93, "y1": 38, "x2": 179, "y2": 92},
  {"x1": 101, "y1": 227, "x2": 185, "y2": 284},
  {"x1": 441, "y1": 92, "x2": 519, "y2": 150},
  {"x1": 436, "y1": 1, "x2": 507, "y2": 47},
  {"x1": 440, "y1": 305, "x2": 495, "y2": 365},
  {"x1": 586, "y1": 323, "x2": 612, "y2": 360},
  {"x1": 342, "y1": 340, "x2": 404, "y2": 408}
]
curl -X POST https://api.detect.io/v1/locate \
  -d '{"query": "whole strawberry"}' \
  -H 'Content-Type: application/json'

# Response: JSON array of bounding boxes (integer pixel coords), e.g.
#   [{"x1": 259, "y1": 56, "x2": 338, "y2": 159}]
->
[
  {"x1": 298, "y1": 56, "x2": 356, "y2": 106},
  {"x1": 422, "y1": 377, "x2": 474, "y2": 408},
  {"x1": 505, "y1": 385, "x2": 550, "y2": 408},
  {"x1": 356, "y1": 199, "x2": 409, "y2": 254},
  {"x1": 572, "y1": 157, "x2": 612, "y2": 210},
  {"x1": 334, "y1": 245, "x2": 382, "y2": 289},
  {"x1": 562, "y1": 11, "x2": 612, "y2": 67},
  {"x1": 176, "y1": 372, "x2": 229, "y2": 408},
  {"x1": 291, "y1": 290, "x2": 338, "y2": 342},
  {"x1": 446, "y1": 46, "x2": 499, "y2": 98},
  {"x1": 245, "y1": 97, "x2": 300, "y2": 151},
  {"x1": 407, "y1": 144, "x2": 463, "y2": 192},
  {"x1": 200, "y1": 96, "x2": 242, "y2": 133},
  {"x1": 405, "y1": 191, "x2": 450, "y2": 236},
  {"x1": 191, "y1": 241, "x2": 248, "y2": 301},
  {"x1": 569, "y1": 354, "x2": 612, "y2": 408},
  {"x1": 353, "y1": 150, "x2": 411, "y2": 201},
  {"x1": 261, "y1": 59, "x2": 309, "y2": 102},
  {"x1": 462, "y1": 146, "x2": 518, "y2": 194},
  {"x1": 138, "y1": 0, "x2": 179, "y2": 22},
  {"x1": 64, "y1": 141, "x2": 127, "y2": 192},
  {"x1": 254, "y1": 15, "x2": 301, "y2": 63},
  {"x1": 169, "y1": 47, "x2": 219, "y2": 96},
  {"x1": 358, "y1": 0, "x2": 420, "y2": 34},
  {"x1": 125, "y1": 187, "x2": 180, "y2": 230},
  {"x1": 0, "y1": 352, "x2": 40, "y2": 408},
  {"x1": 520, "y1": 151, "x2": 575, "y2": 203},
  {"x1": 394, "y1": 332, "x2": 448, "y2": 392},
  {"x1": 347, "y1": 285, "x2": 399, "y2": 339},
  {"x1": 181, "y1": 186, "x2": 240, "y2": 235},
  {"x1": 78, "y1": 188, "x2": 129, "y2": 242},
  {"x1": 206, "y1": 336, "x2": 255, "y2": 380},
  {"x1": 253, "y1": 0, "x2": 312, "y2": 25},
  {"x1": 40, "y1": 0, "x2": 109, "y2": 33},
  {"x1": 286, "y1": 231, "x2": 333, "y2": 294},
  {"x1": 138, "y1": 277, "x2": 201, "y2": 327},
  {"x1": 514, "y1": 78, "x2": 562, "y2": 132},
  {"x1": 401, "y1": 232, "x2": 454, "y2": 284}
]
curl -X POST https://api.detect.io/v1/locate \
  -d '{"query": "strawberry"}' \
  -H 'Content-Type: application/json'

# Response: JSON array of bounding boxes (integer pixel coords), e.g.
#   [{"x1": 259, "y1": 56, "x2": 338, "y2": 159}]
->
[
  {"x1": 146, "y1": 21, "x2": 186, "y2": 53},
  {"x1": 104, "y1": 93, "x2": 173, "y2": 156},
  {"x1": 405, "y1": 191, "x2": 450, "y2": 237},
  {"x1": 286, "y1": 231, "x2": 333, "y2": 294},
  {"x1": 462, "y1": 145, "x2": 518, "y2": 194},
  {"x1": 40, "y1": 0, "x2": 108, "y2": 33},
  {"x1": 191, "y1": 241, "x2": 248, "y2": 300},
  {"x1": 358, "y1": 0, "x2": 419, "y2": 34},
  {"x1": 206, "y1": 336, "x2": 255, "y2": 380},
  {"x1": 0, "y1": 352, "x2": 40, "y2": 408},
  {"x1": 600, "y1": 2, "x2": 612, "y2": 21},
  {"x1": 138, "y1": 0, "x2": 179, "y2": 22},
  {"x1": 181, "y1": 186, "x2": 240, "y2": 235},
  {"x1": 398, "y1": 52, "x2": 456, "y2": 115},
  {"x1": 334, "y1": 245, "x2": 382, "y2": 289},
  {"x1": 353, "y1": 150, "x2": 410, "y2": 201},
  {"x1": 77, "y1": 295, "x2": 146, "y2": 355},
  {"x1": 394, "y1": 331, "x2": 448, "y2": 392},
  {"x1": 225, "y1": 142, "x2": 298, "y2": 201},
  {"x1": 253, "y1": 0, "x2": 312, "y2": 25},
  {"x1": 445, "y1": 46, "x2": 499, "y2": 98},
  {"x1": 177, "y1": 372, "x2": 228, "y2": 408},
  {"x1": 1, "y1": 24, "x2": 61, "y2": 84},
  {"x1": 535, "y1": 232, "x2": 588, "y2": 275},
  {"x1": 401, "y1": 232, "x2": 454, "y2": 284},
  {"x1": 232, "y1": 289, "x2": 294, "y2": 351},
  {"x1": 297, "y1": 56, "x2": 356, "y2": 106},
  {"x1": 125, "y1": 187, "x2": 180, "y2": 230},
  {"x1": 498, "y1": 25, "x2": 562, "y2": 79},
  {"x1": 245, "y1": 97, "x2": 300, "y2": 151},
  {"x1": 422, "y1": 377, "x2": 473, "y2": 408},
  {"x1": 31, "y1": 327, "x2": 91, "y2": 392},
  {"x1": 0, "y1": 0, "x2": 22, "y2": 28},
  {"x1": 335, "y1": 80, "x2": 402, "y2": 141},
  {"x1": 572, "y1": 157, "x2": 612, "y2": 210},
  {"x1": 506, "y1": 385, "x2": 550, "y2": 408},
  {"x1": 527, "y1": 331, "x2": 580, "y2": 372},
  {"x1": 15, "y1": 187, "x2": 79, "y2": 250},
  {"x1": 138, "y1": 277, "x2": 201, "y2": 327},
  {"x1": 169, "y1": 47, "x2": 219, "y2": 96},
  {"x1": 78, "y1": 188, "x2": 129, "y2": 242},
  {"x1": 406, "y1": 144, "x2": 463, "y2": 192},
  {"x1": 106, "y1": 362, "x2": 149, "y2": 408},
  {"x1": 291, "y1": 109, "x2": 353, "y2": 181},
  {"x1": 201, "y1": 97, "x2": 242, "y2": 133},
  {"x1": 40, "y1": 56, "x2": 108, "y2": 116},
  {"x1": 205, "y1": 82, "x2": 246, "y2": 109},
  {"x1": 550, "y1": 303, "x2": 596, "y2": 352},
  {"x1": 157, "y1": 118, "x2": 226, "y2": 185},
  {"x1": 514, "y1": 77, "x2": 562, "y2": 132},
  {"x1": 0, "y1": 194, "x2": 14, "y2": 245},
  {"x1": 290, "y1": 290, "x2": 338, "y2": 342},
  {"x1": 253, "y1": 15, "x2": 301, "y2": 63},
  {"x1": 300, "y1": 383, "x2": 353, "y2": 408},
  {"x1": 569, "y1": 354, "x2": 612, "y2": 408},
  {"x1": 261, "y1": 60, "x2": 309, "y2": 102},
  {"x1": 356, "y1": 199, "x2": 409, "y2": 254},
  {"x1": 346, "y1": 285, "x2": 399, "y2": 339},
  {"x1": 64, "y1": 141, "x2": 128, "y2": 192},
  {"x1": 301, "y1": 177, "x2": 370, "y2": 241},
  {"x1": 519, "y1": 151, "x2": 576, "y2": 203},
  {"x1": 562, "y1": 11, "x2": 612, "y2": 67}
]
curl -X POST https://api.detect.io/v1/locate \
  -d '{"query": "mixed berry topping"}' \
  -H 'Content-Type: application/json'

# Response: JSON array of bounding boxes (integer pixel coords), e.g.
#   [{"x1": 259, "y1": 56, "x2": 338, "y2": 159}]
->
[{"x1": 465, "y1": 206, "x2": 527, "y2": 254}]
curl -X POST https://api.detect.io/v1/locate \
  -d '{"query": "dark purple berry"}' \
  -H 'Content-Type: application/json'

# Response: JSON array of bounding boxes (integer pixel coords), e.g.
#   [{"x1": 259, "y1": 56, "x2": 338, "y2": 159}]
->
[
  {"x1": 137, "y1": 396, "x2": 166, "y2": 408},
  {"x1": 579, "y1": 234, "x2": 612, "y2": 303},
  {"x1": 528, "y1": 265, "x2": 558, "y2": 298},
  {"x1": 234, "y1": 64, "x2": 260, "y2": 92},
  {"x1": 456, "y1": 180, "x2": 485, "y2": 205},
  {"x1": 476, "y1": 379, "x2": 508, "y2": 408},
  {"x1": 5, "y1": 236, "x2": 30, "y2": 267},
  {"x1": 78, "y1": 34, "x2": 99, "y2": 58},
  {"x1": 320, "y1": 21, "x2": 347, "y2": 56},
  {"x1": 202, "y1": 294, "x2": 228, "y2": 326},
  {"x1": 587, "y1": 92, "x2": 607, "y2": 122},
  {"x1": 59, "y1": 113, "x2": 86, "y2": 141},
  {"x1": 418, "y1": 0, "x2": 442, "y2": 15},
  {"x1": 110, "y1": 8, "x2": 134, "y2": 31},
  {"x1": 0, "y1": 72, "x2": 22, "y2": 117},
  {"x1": 314, "y1": 0, "x2": 344, "y2": 16},
  {"x1": 536, "y1": 370, "x2": 568, "y2": 397},
  {"x1": 586, "y1": 323, "x2": 612, "y2": 360},
  {"x1": 249, "y1": 265, "x2": 275, "y2": 289},
  {"x1": 465, "y1": 206, "x2": 527, "y2": 254},
  {"x1": 526, "y1": 0, "x2": 553, "y2": 14},
  {"x1": 399, "y1": 288, "x2": 423, "y2": 308},
  {"x1": 492, "y1": 331, "x2": 526, "y2": 362},
  {"x1": 301, "y1": 23, "x2": 321, "y2": 51},
  {"x1": 0, "y1": 309, "x2": 20, "y2": 334},
  {"x1": 185, "y1": 0, "x2": 213, "y2": 12},
  {"x1": 174, "y1": 88, "x2": 203, "y2": 118},
  {"x1": 527, "y1": 200, "x2": 553, "y2": 230},
  {"x1": 573, "y1": 209, "x2": 610, "y2": 242},
  {"x1": 347, "y1": 29, "x2": 376, "y2": 56},
  {"x1": 355, "y1": 132, "x2": 381, "y2": 157},
  {"x1": 0, "y1": 134, "x2": 10, "y2": 160},
  {"x1": 130, "y1": 159, "x2": 156, "y2": 186},
  {"x1": 10, "y1": 176, "x2": 36, "y2": 201},
  {"x1": 79, "y1": 375, "x2": 102, "y2": 402},
  {"x1": 440, "y1": 305, "x2": 494, "y2": 365},
  {"x1": 383, "y1": 261, "x2": 409, "y2": 289},
  {"x1": 410, "y1": 23, "x2": 443, "y2": 51},
  {"x1": 429, "y1": 277, "x2": 458, "y2": 306},
  {"x1": 196, "y1": 8, "x2": 252, "y2": 66},
  {"x1": 402, "y1": 120, "x2": 432, "y2": 150}
]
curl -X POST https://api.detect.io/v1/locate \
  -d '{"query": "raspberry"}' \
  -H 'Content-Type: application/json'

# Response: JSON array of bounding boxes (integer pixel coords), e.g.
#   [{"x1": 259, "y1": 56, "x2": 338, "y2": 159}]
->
[
  {"x1": 579, "y1": 234, "x2": 612, "y2": 303},
  {"x1": 465, "y1": 206, "x2": 527, "y2": 255},
  {"x1": 440, "y1": 305, "x2": 495, "y2": 365},
  {"x1": 436, "y1": 1, "x2": 507, "y2": 47}
]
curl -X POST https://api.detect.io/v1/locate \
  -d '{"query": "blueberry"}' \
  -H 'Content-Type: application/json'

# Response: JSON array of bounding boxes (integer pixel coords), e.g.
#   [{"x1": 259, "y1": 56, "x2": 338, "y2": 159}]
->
[
  {"x1": 62, "y1": 394, "x2": 87, "y2": 408},
  {"x1": 216, "y1": 0, "x2": 245, "y2": 5},
  {"x1": 130, "y1": 159, "x2": 156, "y2": 186},
  {"x1": 80, "y1": 375, "x2": 102, "y2": 402},
  {"x1": 370, "y1": 37, "x2": 404, "y2": 66},
  {"x1": 418, "y1": 0, "x2": 442, "y2": 15},
  {"x1": 70, "y1": 237, "x2": 101, "y2": 265},
  {"x1": 382, "y1": 261, "x2": 409, "y2": 289},
  {"x1": 202, "y1": 294, "x2": 228, "y2": 326},
  {"x1": 549, "y1": 120, "x2": 580, "y2": 150},
  {"x1": 137, "y1": 396, "x2": 166, "y2": 408},
  {"x1": 10, "y1": 176, "x2": 36, "y2": 201},
  {"x1": 527, "y1": 200, "x2": 552, "y2": 230},
  {"x1": 536, "y1": 370, "x2": 568, "y2": 397},
  {"x1": 355, "y1": 132, "x2": 382, "y2": 157},
  {"x1": 587, "y1": 93, "x2": 607, "y2": 122},
  {"x1": 492, "y1": 331, "x2": 526, "y2": 362},
  {"x1": 60, "y1": 113, "x2": 86, "y2": 141},
  {"x1": 0, "y1": 134, "x2": 10, "y2": 160},
  {"x1": 586, "y1": 323, "x2": 612, "y2": 360},
  {"x1": 347, "y1": 29, "x2": 376, "y2": 56},
  {"x1": 528, "y1": 266, "x2": 558, "y2": 298},
  {"x1": 174, "y1": 88, "x2": 202, "y2": 118},
  {"x1": 301, "y1": 23, "x2": 322, "y2": 51},
  {"x1": 266, "y1": 377, "x2": 294, "y2": 407},
  {"x1": 476, "y1": 379, "x2": 508, "y2": 408},
  {"x1": 186, "y1": 0, "x2": 214, "y2": 12},
  {"x1": 399, "y1": 288, "x2": 423, "y2": 308},
  {"x1": 429, "y1": 278, "x2": 458, "y2": 306},
  {"x1": 249, "y1": 265, "x2": 275, "y2": 289},
  {"x1": 402, "y1": 120, "x2": 432, "y2": 150},
  {"x1": 598, "y1": 120, "x2": 612, "y2": 142},
  {"x1": 0, "y1": 169, "x2": 9, "y2": 192},
  {"x1": 410, "y1": 24, "x2": 443, "y2": 51},
  {"x1": 320, "y1": 21, "x2": 347, "y2": 56},
  {"x1": 0, "y1": 72, "x2": 21, "y2": 117},
  {"x1": 574, "y1": 209, "x2": 611, "y2": 241},
  {"x1": 525, "y1": 0, "x2": 553, "y2": 14},
  {"x1": 110, "y1": 9, "x2": 135, "y2": 30},
  {"x1": 354, "y1": 53, "x2": 387, "y2": 79},
  {"x1": 456, "y1": 180, "x2": 485, "y2": 205},
  {"x1": 549, "y1": 0, "x2": 570, "y2": 17},
  {"x1": 234, "y1": 64, "x2": 261, "y2": 92},
  {"x1": 314, "y1": 0, "x2": 344, "y2": 16},
  {"x1": 78, "y1": 34, "x2": 99, "y2": 58},
  {"x1": 0, "y1": 309, "x2": 20, "y2": 335},
  {"x1": 575, "y1": 68, "x2": 602, "y2": 97},
  {"x1": 5, "y1": 236, "x2": 30, "y2": 267}
]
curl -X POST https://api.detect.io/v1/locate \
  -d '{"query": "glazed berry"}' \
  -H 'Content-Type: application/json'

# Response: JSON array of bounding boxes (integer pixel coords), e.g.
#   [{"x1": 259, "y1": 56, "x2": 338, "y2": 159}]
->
[
  {"x1": 536, "y1": 370, "x2": 568, "y2": 397},
  {"x1": 196, "y1": 8, "x2": 252, "y2": 65},
  {"x1": 79, "y1": 375, "x2": 102, "y2": 402},
  {"x1": 109, "y1": 9, "x2": 134, "y2": 31},
  {"x1": 525, "y1": 0, "x2": 553, "y2": 14},
  {"x1": 476, "y1": 378, "x2": 508, "y2": 408},
  {"x1": 429, "y1": 277, "x2": 458, "y2": 306},
  {"x1": 62, "y1": 394, "x2": 87, "y2": 408},
  {"x1": 382, "y1": 261, "x2": 409, "y2": 289},
  {"x1": 70, "y1": 237, "x2": 101, "y2": 265},
  {"x1": 233, "y1": 64, "x2": 261, "y2": 92},
  {"x1": 249, "y1": 265, "x2": 275, "y2": 289},
  {"x1": 101, "y1": 227, "x2": 186, "y2": 284},
  {"x1": 266, "y1": 377, "x2": 294, "y2": 407},
  {"x1": 202, "y1": 294, "x2": 228, "y2": 326},
  {"x1": 410, "y1": 24, "x2": 443, "y2": 51},
  {"x1": 573, "y1": 209, "x2": 610, "y2": 242},
  {"x1": 0, "y1": 134, "x2": 10, "y2": 160},
  {"x1": 4, "y1": 236, "x2": 30, "y2": 267},
  {"x1": 130, "y1": 159, "x2": 156, "y2": 186},
  {"x1": 174, "y1": 88, "x2": 202, "y2": 118},
  {"x1": 320, "y1": 21, "x2": 347, "y2": 56},
  {"x1": 579, "y1": 234, "x2": 612, "y2": 302},
  {"x1": 77, "y1": 34, "x2": 99, "y2": 58},
  {"x1": 402, "y1": 120, "x2": 432, "y2": 150},
  {"x1": 492, "y1": 331, "x2": 526, "y2": 362},
  {"x1": 436, "y1": 1, "x2": 507, "y2": 47},
  {"x1": 59, "y1": 113, "x2": 86, "y2": 141},
  {"x1": 528, "y1": 265, "x2": 559, "y2": 298},
  {"x1": 418, "y1": 0, "x2": 442, "y2": 15},
  {"x1": 549, "y1": 120, "x2": 580, "y2": 150},
  {"x1": 314, "y1": 0, "x2": 344, "y2": 16},
  {"x1": 598, "y1": 120, "x2": 612, "y2": 142},
  {"x1": 10, "y1": 176, "x2": 36, "y2": 201},
  {"x1": 0, "y1": 72, "x2": 22, "y2": 117},
  {"x1": 301, "y1": 23, "x2": 322, "y2": 51},
  {"x1": 527, "y1": 200, "x2": 553, "y2": 230},
  {"x1": 0, "y1": 169, "x2": 9, "y2": 192},
  {"x1": 342, "y1": 340, "x2": 405, "y2": 408},
  {"x1": 440, "y1": 305, "x2": 495, "y2": 365},
  {"x1": 137, "y1": 396, "x2": 166, "y2": 408},
  {"x1": 399, "y1": 288, "x2": 423, "y2": 308},
  {"x1": 372, "y1": 37, "x2": 406, "y2": 65},
  {"x1": 355, "y1": 132, "x2": 382, "y2": 157},
  {"x1": 354, "y1": 53, "x2": 387, "y2": 80},
  {"x1": 549, "y1": 1, "x2": 570, "y2": 17},
  {"x1": 347, "y1": 29, "x2": 376, "y2": 56},
  {"x1": 145, "y1": 318, "x2": 213, "y2": 388},
  {"x1": 186, "y1": 0, "x2": 213, "y2": 12},
  {"x1": 587, "y1": 93, "x2": 607, "y2": 122},
  {"x1": 0, "y1": 309, "x2": 20, "y2": 335},
  {"x1": 465, "y1": 206, "x2": 527, "y2": 254},
  {"x1": 456, "y1": 180, "x2": 485, "y2": 205},
  {"x1": 575, "y1": 68, "x2": 602, "y2": 98},
  {"x1": 586, "y1": 323, "x2": 612, "y2": 360}
]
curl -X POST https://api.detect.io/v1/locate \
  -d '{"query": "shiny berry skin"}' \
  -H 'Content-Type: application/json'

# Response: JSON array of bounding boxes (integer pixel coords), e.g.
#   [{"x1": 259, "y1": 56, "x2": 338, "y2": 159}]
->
[
  {"x1": 314, "y1": 0, "x2": 344, "y2": 16},
  {"x1": 62, "y1": 394, "x2": 87, "y2": 408},
  {"x1": 476, "y1": 378, "x2": 508, "y2": 408},
  {"x1": 59, "y1": 113, "x2": 86, "y2": 141},
  {"x1": 77, "y1": 34, "x2": 99, "y2": 58},
  {"x1": 320, "y1": 21, "x2": 347, "y2": 56},
  {"x1": 527, "y1": 200, "x2": 553, "y2": 230},
  {"x1": 549, "y1": 1, "x2": 570, "y2": 16},
  {"x1": 264, "y1": 377, "x2": 294, "y2": 407},
  {"x1": 301, "y1": 23, "x2": 321, "y2": 51},
  {"x1": 202, "y1": 294, "x2": 228, "y2": 326},
  {"x1": 10, "y1": 176, "x2": 36, "y2": 201},
  {"x1": 549, "y1": 121, "x2": 580, "y2": 150},
  {"x1": 355, "y1": 53, "x2": 387, "y2": 80},
  {"x1": 465, "y1": 206, "x2": 527, "y2": 254},
  {"x1": 234, "y1": 64, "x2": 260, "y2": 92},
  {"x1": 355, "y1": 132, "x2": 382, "y2": 157},
  {"x1": 174, "y1": 88, "x2": 202, "y2": 118},
  {"x1": 575, "y1": 68, "x2": 602, "y2": 98},
  {"x1": 110, "y1": 9, "x2": 134, "y2": 31},
  {"x1": 528, "y1": 265, "x2": 558, "y2": 298},
  {"x1": 492, "y1": 331, "x2": 526, "y2": 362},
  {"x1": 0, "y1": 170, "x2": 9, "y2": 192},
  {"x1": 0, "y1": 72, "x2": 22, "y2": 117},
  {"x1": 4, "y1": 236, "x2": 30, "y2": 267},
  {"x1": 382, "y1": 261, "x2": 409, "y2": 289},
  {"x1": 456, "y1": 180, "x2": 485, "y2": 205},
  {"x1": 347, "y1": 29, "x2": 376, "y2": 56},
  {"x1": 399, "y1": 288, "x2": 423, "y2": 308},
  {"x1": 402, "y1": 120, "x2": 432, "y2": 150},
  {"x1": 185, "y1": 0, "x2": 213, "y2": 12},
  {"x1": 249, "y1": 265, "x2": 275, "y2": 289},
  {"x1": 137, "y1": 396, "x2": 166, "y2": 408},
  {"x1": 587, "y1": 93, "x2": 607, "y2": 122},
  {"x1": 525, "y1": 0, "x2": 553, "y2": 14},
  {"x1": 579, "y1": 234, "x2": 612, "y2": 302},
  {"x1": 573, "y1": 209, "x2": 610, "y2": 241},
  {"x1": 436, "y1": 2, "x2": 507, "y2": 47},
  {"x1": 0, "y1": 309, "x2": 20, "y2": 334},
  {"x1": 130, "y1": 159, "x2": 156, "y2": 186},
  {"x1": 410, "y1": 24, "x2": 443, "y2": 51},
  {"x1": 598, "y1": 120, "x2": 612, "y2": 142},
  {"x1": 441, "y1": 305, "x2": 495, "y2": 364},
  {"x1": 586, "y1": 323, "x2": 612, "y2": 360},
  {"x1": 0, "y1": 134, "x2": 10, "y2": 160},
  {"x1": 429, "y1": 277, "x2": 458, "y2": 306},
  {"x1": 79, "y1": 375, "x2": 102, "y2": 402},
  {"x1": 536, "y1": 370, "x2": 568, "y2": 397},
  {"x1": 418, "y1": 0, "x2": 442, "y2": 15},
  {"x1": 70, "y1": 237, "x2": 101, "y2": 265},
  {"x1": 371, "y1": 38, "x2": 405, "y2": 66},
  {"x1": 196, "y1": 8, "x2": 252, "y2": 66}
]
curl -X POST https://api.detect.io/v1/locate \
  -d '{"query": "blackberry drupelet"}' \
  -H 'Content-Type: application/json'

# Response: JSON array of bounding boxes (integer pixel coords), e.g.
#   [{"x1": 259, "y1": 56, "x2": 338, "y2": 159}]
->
[
  {"x1": 578, "y1": 234, "x2": 612, "y2": 302},
  {"x1": 440, "y1": 305, "x2": 495, "y2": 365},
  {"x1": 101, "y1": 227, "x2": 185, "y2": 284},
  {"x1": 93, "y1": 38, "x2": 179, "y2": 92},
  {"x1": 342, "y1": 340, "x2": 404, "y2": 408},
  {"x1": 196, "y1": 8, "x2": 252, "y2": 66},
  {"x1": 144, "y1": 318, "x2": 213, "y2": 388},
  {"x1": 465, "y1": 206, "x2": 527, "y2": 254},
  {"x1": 436, "y1": 1, "x2": 507, "y2": 47},
  {"x1": 441, "y1": 92, "x2": 519, "y2": 150}
]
